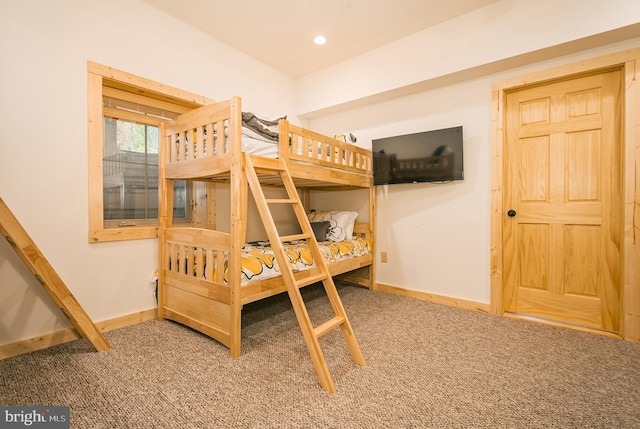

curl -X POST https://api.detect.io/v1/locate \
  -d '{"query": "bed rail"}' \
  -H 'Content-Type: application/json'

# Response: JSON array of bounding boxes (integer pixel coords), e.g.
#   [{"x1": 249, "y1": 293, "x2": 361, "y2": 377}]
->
[
  {"x1": 162, "y1": 98, "x2": 241, "y2": 180},
  {"x1": 281, "y1": 121, "x2": 372, "y2": 175}
]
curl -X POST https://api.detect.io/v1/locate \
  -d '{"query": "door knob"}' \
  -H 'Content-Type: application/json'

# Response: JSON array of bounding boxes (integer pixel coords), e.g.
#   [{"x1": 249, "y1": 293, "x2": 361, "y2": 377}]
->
[{"x1": 507, "y1": 209, "x2": 517, "y2": 217}]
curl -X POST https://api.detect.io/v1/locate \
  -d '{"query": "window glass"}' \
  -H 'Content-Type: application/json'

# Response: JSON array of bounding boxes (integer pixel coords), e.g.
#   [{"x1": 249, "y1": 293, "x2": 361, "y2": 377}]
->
[{"x1": 103, "y1": 118, "x2": 188, "y2": 224}]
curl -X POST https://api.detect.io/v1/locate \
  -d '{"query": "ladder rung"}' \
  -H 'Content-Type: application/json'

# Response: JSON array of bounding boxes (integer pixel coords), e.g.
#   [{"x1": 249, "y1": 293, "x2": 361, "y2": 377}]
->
[
  {"x1": 281, "y1": 233, "x2": 312, "y2": 242},
  {"x1": 265, "y1": 198, "x2": 296, "y2": 204},
  {"x1": 314, "y1": 316, "x2": 345, "y2": 338},
  {"x1": 295, "y1": 273, "x2": 329, "y2": 288}
]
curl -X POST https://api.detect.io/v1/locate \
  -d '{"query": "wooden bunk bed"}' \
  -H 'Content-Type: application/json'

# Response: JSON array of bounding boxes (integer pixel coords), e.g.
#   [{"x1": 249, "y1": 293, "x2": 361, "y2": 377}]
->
[{"x1": 157, "y1": 96, "x2": 374, "y2": 392}]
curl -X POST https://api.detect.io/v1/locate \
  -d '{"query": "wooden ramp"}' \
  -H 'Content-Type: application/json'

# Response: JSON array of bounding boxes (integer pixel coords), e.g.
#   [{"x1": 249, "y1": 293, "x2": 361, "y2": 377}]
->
[
  {"x1": 0, "y1": 197, "x2": 110, "y2": 353},
  {"x1": 243, "y1": 154, "x2": 365, "y2": 393}
]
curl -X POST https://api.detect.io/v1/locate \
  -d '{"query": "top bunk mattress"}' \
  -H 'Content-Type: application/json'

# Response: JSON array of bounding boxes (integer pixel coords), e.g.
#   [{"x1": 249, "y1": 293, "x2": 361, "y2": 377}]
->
[{"x1": 242, "y1": 135, "x2": 279, "y2": 158}]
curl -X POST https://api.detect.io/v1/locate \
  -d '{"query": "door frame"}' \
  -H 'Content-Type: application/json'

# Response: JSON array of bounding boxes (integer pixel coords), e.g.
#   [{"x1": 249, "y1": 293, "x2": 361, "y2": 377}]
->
[{"x1": 490, "y1": 47, "x2": 640, "y2": 342}]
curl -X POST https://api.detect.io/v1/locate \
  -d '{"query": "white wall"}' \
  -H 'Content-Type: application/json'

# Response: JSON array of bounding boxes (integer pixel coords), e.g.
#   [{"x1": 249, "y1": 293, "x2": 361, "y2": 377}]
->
[
  {"x1": 1, "y1": 0, "x2": 640, "y2": 346},
  {"x1": 308, "y1": 78, "x2": 492, "y2": 302},
  {"x1": 0, "y1": 0, "x2": 296, "y2": 344},
  {"x1": 305, "y1": 0, "x2": 640, "y2": 303}
]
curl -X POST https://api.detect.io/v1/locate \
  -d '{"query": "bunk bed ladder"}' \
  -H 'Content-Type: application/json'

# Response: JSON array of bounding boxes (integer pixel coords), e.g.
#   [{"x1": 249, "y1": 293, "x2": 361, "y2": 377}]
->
[
  {"x1": 243, "y1": 153, "x2": 365, "y2": 393},
  {"x1": 0, "y1": 197, "x2": 111, "y2": 353}
]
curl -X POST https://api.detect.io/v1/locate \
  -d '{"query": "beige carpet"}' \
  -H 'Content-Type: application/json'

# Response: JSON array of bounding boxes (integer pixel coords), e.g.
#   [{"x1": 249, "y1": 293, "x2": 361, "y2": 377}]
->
[{"x1": 2, "y1": 283, "x2": 640, "y2": 428}]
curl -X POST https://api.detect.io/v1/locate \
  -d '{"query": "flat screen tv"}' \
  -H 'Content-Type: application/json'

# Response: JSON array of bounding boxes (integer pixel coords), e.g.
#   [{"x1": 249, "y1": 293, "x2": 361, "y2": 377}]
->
[{"x1": 372, "y1": 126, "x2": 464, "y2": 185}]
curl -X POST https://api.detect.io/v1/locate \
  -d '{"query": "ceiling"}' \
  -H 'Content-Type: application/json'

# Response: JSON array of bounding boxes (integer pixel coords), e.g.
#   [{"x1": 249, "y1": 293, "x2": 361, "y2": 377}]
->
[{"x1": 142, "y1": 0, "x2": 498, "y2": 77}]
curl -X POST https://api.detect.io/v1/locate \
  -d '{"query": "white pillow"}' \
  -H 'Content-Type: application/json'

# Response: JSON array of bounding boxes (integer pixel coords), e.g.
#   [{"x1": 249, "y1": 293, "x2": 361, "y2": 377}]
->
[{"x1": 307, "y1": 211, "x2": 358, "y2": 242}]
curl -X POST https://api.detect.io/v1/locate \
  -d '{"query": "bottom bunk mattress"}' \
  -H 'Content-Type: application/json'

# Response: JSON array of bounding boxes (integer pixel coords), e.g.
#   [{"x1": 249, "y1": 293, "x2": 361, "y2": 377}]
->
[{"x1": 239, "y1": 237, "x2": 370, "y2": 285}]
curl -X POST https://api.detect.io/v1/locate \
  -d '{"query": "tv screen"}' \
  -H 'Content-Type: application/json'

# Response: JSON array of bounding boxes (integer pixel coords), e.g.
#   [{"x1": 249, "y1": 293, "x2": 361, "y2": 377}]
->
[{"x1": 372, "y1": 126, "x2": 464, "y2": 185}]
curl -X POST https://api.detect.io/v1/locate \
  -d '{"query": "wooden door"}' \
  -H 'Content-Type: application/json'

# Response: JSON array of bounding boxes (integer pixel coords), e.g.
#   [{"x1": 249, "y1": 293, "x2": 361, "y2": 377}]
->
[{"x1": 503, "y1": 69, "x2": 622, "y2": 332}]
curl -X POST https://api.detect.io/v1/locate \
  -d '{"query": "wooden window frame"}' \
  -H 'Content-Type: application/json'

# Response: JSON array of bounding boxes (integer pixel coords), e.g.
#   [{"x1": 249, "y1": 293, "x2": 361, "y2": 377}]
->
[{"x1": 87, "y1": 61, "x2": 213, "y2": 242}]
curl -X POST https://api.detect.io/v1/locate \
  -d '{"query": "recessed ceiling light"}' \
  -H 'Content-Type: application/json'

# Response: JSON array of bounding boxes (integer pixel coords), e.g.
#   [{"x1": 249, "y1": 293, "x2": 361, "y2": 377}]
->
[{"x1": 313, "y1": 35, "x2": 326, "y2": 45}]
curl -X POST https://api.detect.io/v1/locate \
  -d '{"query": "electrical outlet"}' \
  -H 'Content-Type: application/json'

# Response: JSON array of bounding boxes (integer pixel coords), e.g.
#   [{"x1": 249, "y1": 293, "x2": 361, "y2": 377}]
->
[{"x1": 380, "y1": 252, "x2": 388, "y2": 263}]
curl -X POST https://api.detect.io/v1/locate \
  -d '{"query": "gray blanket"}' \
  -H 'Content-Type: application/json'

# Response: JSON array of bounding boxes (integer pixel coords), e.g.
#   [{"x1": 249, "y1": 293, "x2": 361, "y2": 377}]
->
[{"x1": 242, "y1": 112, "x2": 285, "y2": 142}]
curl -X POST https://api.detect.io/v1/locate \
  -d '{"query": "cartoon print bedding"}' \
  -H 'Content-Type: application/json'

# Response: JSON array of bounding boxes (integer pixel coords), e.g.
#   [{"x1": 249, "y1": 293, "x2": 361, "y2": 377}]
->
[{"x1": 239, "y1": 237, "x2": 370, "y2": 285}]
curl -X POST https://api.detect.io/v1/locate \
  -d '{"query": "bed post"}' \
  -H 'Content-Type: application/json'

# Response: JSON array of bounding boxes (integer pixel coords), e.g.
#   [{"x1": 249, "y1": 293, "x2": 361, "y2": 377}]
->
[
  {"x1": 278, "y1": 119, "x2": 290, "y2": 162},
  {"x1": 369, "y1": 185, "x2": 376, "y2": 290},
  {"x1": 157, "y1": 122, "x2": 172, "y2": 320},
  {"x1": 228, "y1": 96, "x2": 244, "y2": 358},
  {"x1": 301, "y1": 189, "x2": 311, "y2": 213}
]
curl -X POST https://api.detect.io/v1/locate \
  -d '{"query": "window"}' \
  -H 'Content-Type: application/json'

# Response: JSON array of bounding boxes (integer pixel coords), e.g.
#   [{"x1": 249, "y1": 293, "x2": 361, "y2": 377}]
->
[
  {"x1": 103, "y1": 117, "x2": 182, "y2": 225},
  {"x1": 88, "y1": 62, "x2": 213, "y2": 242}
]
